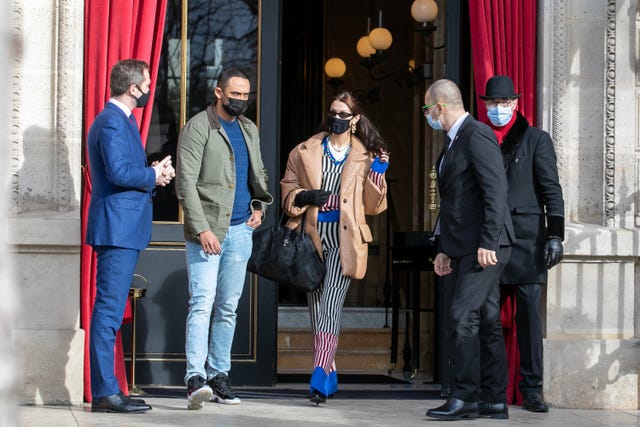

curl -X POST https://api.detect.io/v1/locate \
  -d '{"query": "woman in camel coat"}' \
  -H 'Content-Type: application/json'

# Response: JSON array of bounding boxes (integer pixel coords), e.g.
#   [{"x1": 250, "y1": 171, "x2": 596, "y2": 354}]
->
[{"x1": 281, "y1": 91, "x2": 388, "y2": 404}]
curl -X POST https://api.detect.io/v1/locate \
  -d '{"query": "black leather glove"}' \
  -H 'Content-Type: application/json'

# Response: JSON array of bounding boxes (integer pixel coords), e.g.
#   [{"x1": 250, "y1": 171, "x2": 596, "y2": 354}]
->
[
  {"x1": 294, "y1": 190, "x2": 331, "y2": 208},
  {"x1": 544, "y1": 237, "x2": 563, "y2": 269}
]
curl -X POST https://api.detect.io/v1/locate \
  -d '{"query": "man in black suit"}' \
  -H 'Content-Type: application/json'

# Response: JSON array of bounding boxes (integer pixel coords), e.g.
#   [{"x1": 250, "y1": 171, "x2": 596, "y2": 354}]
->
[
  {"x1": 480, "y1": 75, "x2": 565, "y2": 413},
  {"x1": 424, "y1": 79, "x2": 514, "y2": 421}
]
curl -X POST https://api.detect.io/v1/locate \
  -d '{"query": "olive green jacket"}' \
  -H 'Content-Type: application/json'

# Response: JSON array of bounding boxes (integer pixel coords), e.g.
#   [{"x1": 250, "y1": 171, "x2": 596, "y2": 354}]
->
[{"x1": 176, "y1": 104, "x2": 273, "y2": 243}]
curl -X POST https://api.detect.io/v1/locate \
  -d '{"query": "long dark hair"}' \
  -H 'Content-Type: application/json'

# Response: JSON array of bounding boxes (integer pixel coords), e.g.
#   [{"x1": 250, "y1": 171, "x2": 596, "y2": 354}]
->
[{"x1": 318, "y1": 91, "x2": 387, "y2": 156}]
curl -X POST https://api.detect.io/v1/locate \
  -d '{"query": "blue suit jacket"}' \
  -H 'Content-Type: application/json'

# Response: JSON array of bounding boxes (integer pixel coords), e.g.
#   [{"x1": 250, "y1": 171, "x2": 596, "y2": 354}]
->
[{"x1": 86, "y1": 102, "x2": 156, "y2": 251}]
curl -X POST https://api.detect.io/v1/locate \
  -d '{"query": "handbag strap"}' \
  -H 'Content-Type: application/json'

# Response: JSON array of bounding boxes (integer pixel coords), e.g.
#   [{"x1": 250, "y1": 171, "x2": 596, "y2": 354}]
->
[{"x1": 279, "y1": 208, "x2": 309, "y2": 241}]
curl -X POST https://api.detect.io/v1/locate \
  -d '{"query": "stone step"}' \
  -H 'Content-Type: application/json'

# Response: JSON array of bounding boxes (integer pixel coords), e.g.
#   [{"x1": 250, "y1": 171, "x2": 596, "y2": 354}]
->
[
  {"x1": 278, "y1": 327, "x2": 397, "y2": 350},
  {"x1": 277, "y1": 327, "x2": 401, "y2": 374},
  {"x1": 277, "y1": 348, "x2": 393, "y2": 374}
]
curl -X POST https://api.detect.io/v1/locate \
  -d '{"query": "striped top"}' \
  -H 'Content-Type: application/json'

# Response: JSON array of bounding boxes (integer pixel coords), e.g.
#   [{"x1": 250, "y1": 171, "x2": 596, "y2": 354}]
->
[
  {"x1": 318, "y1": 137, "x2": 345, "y2": 222},
  {"x1": 317, "y1": 136, "x2": 388, "y2": 223}
]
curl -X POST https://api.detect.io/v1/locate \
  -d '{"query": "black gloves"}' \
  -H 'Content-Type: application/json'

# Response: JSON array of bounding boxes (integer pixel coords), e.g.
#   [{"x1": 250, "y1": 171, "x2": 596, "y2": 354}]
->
[
  {"x1": 294, "y1": 190, "x2": 331, "y2": 208},
  {"x1": 545, "y1": 215, "x2": 565, "y2": 269},
  {"x1": 544, "y1": 237, "x2": 563, "y2": 269}
]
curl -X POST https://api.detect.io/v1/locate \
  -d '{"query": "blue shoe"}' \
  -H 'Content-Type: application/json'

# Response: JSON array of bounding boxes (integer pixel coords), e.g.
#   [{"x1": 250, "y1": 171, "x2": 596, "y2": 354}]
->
[
  {"x1": 326, "y1": 371, "x2": 338, "y2": 397},
  {"x1": 309, "y1": 367, "x2": 328, "y2": 404}
]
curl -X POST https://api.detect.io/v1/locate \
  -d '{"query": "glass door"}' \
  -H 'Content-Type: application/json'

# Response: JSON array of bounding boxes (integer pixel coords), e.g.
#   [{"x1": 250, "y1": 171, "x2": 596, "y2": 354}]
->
[{"x1": 123, "y1": 0, "x2": 281, "y2": 386}]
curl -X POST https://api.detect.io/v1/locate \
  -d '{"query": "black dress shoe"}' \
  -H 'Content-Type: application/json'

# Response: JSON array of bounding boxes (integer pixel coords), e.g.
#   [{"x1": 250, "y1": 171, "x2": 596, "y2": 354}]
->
[
  {"x1": 120, "y1": 393, "x2": 149, "y2": 406},
  {"x1": 478, "y1": 401, "x2": 509, "y2": 419},
  {"x1": 522, "y1": 392, "x2": 549, "y2": 413},
  {"x1": 91, "y1": 392, "x2": 151, "y2": 413},
  {"x1": 426, "y1": 398, "x2": 479, "y2": 420}
]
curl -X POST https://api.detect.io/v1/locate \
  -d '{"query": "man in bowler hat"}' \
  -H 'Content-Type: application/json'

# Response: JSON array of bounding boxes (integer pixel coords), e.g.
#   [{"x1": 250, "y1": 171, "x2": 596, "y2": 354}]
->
[{"x1": 480, "y1": 75, "x2": 565, "y2": 412}]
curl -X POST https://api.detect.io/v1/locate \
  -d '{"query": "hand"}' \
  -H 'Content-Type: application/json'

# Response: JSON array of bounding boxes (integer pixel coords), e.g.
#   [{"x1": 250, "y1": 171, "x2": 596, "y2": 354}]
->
[
  {"x1": 198, "y1": 230, "x2": 221, "y2": 255},
  {"x1": 153, "y1": 155, "x2": 174, "y2": 187},
  {"x1": 246, "y1": 210, "x2": 262, "y2": 229},
  {"x1": 294, "y1": 190, "x2": 331, "y2": 208},
  {"x1": 371, "y1": 154, "x2": 390, "y2": 175},
  {"x1": 477, "y1": 247, "x2": 498, "y2": 268},
  {"x1": 544, "y1": 237, "x2": 563, "y2": 269},
  {"x1": 433, "y1": 252, "x2": 452, "y2": 276}
]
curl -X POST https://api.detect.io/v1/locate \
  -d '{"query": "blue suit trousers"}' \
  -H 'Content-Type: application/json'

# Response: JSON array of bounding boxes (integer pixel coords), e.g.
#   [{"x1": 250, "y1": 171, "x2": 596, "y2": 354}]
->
[{"x1": 90, "y1": 246, "x2": 140, "y2": 398}]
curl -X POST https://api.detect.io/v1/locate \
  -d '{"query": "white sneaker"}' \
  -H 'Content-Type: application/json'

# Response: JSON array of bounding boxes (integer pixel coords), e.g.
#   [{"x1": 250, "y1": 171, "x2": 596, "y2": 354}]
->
[
  {"x1": 209, "y1": 373, "x2": 241, "y2": 405},
  {"x1": 211, "y1": 392, "x2": 241, "y2": 405},
  {"x1": 187, "y1": 375, "x2": 213, "y2": 410}
]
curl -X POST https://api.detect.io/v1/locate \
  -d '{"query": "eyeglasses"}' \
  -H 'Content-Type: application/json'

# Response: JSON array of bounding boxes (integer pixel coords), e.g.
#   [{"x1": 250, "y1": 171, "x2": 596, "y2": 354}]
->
[
  {"x1": 328, "y1": 110, "x2": 354, "y2": 119},
  {"x1": 421, "y1": 102, "x2": 446, "y2": 113},
  {"x1": 484, "y1": 99, "x2": 514, "y2": 108}
]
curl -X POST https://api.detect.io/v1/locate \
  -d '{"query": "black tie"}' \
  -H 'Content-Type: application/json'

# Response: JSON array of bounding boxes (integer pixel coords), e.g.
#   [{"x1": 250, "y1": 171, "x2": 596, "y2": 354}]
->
[{"x1": 439, "y1": 135, "x2": 452, "y2": 174}]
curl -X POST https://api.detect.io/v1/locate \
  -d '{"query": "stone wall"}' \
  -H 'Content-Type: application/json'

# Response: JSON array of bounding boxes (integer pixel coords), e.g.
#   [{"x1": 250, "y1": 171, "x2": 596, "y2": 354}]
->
[
  {"x1": 9, "y1": 0, "x2": 84, "y2": 405},
  {"x1": 1, "y1": 1, "x2": 17, "y2": 425},
  {"x1": 539, "y1": 0, "x2": 640, "y2": 409}
]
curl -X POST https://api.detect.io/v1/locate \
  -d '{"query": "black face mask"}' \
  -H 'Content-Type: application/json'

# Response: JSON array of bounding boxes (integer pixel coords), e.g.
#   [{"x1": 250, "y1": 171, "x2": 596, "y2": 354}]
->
[
  {"x1": 222, "y1": 96, "x2": 248, "y2": 116},
  {"x1": 328, "y1": 117, "x2": 351, "y2": 135},
  {"x1": 134, "y1": 85, "x2": 151, "y2": 108}
]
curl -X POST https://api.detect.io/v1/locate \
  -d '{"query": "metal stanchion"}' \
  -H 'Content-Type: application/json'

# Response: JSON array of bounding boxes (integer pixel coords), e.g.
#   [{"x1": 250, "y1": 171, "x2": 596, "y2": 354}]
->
[{"x1": 128, "y1": 274, "x2": 148, "y2": 396}]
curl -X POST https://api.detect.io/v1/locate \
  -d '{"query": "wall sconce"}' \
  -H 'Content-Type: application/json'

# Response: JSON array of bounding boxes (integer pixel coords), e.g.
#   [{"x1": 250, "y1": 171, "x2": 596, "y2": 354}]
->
[
  {"x1": 411, "y1": 0, "x2": 438, "y2": 37},
  {"x1": 356, "y1": 35, "x2": 376, "y2": 59},
  {"x1": 351, "y1": 4, "x2": 438, "y2": 83},
  {"x1": 357, "y1": 12, "x2": 394, "y2": 80},
  {"x1": 324, "y1": 57, "x2": 346, "y2": 92},
  {"x1": 407, "y1": 59, "x2": 433, "y2": 85},
  {"x1": 357, "y1": 12, "x2": 392, "y2": 64},
  {"x1": 369, "y1": 11, "x2": 393, "y2": 51}
]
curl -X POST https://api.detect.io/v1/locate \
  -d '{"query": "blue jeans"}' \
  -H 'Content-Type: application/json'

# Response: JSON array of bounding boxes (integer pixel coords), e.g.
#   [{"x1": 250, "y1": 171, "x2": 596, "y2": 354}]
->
[{"x1": 184, "y1": 223, "x2": 254, "y2": 384}]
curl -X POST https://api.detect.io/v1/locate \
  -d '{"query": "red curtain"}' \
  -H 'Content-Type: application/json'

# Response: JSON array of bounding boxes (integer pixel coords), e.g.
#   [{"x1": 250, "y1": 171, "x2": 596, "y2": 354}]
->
[
  {"x1": 81, "y1": 0, "x2": 167, "y2": 402},
  {"x1": 468, "y1": 0, "x2": 538, "y2": 404}
]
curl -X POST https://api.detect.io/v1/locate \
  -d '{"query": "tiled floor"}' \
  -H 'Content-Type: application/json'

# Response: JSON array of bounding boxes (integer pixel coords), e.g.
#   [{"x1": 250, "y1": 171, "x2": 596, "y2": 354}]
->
[{"x1": 18, "y1": 380, "x2": 640, "y2": 427}]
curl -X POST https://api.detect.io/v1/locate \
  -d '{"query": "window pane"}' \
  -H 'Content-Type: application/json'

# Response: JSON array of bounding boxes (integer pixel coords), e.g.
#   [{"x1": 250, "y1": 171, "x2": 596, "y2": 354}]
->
[
  {"x1": 186, "y1": 0, "x2": 259, "y2": 120},
  {"x1": 147, "y1": 0, "x2": 259, "y2": 222}
]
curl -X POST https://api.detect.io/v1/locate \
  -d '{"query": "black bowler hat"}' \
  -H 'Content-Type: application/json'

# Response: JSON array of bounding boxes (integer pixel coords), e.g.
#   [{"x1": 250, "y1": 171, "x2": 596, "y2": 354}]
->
[{"x1": 479, "y1": 75, "x2": 521, "y2": 99}]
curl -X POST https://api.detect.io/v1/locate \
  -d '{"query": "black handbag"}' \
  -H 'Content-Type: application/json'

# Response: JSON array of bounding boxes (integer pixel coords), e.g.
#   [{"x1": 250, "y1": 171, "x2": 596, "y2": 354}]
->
[{"x1": 247, "y1": 213, "x2": 325, "y2": 292}]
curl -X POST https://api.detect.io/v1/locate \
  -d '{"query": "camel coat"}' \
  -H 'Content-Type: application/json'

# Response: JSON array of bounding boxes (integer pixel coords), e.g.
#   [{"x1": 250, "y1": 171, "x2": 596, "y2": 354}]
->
[{"x1": 281, "y1": 132, "x2": 387, "y2": 279}]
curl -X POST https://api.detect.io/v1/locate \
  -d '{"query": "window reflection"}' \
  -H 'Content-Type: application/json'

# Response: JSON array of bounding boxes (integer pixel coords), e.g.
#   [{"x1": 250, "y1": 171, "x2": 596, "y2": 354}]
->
[{"x1": 147, "y1": 0, "x2": 259, "y2": 222}]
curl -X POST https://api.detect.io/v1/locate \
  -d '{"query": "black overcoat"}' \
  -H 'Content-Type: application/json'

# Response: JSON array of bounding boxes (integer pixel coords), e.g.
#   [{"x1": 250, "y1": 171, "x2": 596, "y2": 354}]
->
[{"x1": 499, "y1": 112, "x2": 564, "y2": 284}]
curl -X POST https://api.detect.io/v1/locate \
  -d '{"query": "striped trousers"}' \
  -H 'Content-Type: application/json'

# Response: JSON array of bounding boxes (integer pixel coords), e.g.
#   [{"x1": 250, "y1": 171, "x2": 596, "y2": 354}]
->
[{"x1": 307, "y1": 221, "x2": 351, "y2": 374}]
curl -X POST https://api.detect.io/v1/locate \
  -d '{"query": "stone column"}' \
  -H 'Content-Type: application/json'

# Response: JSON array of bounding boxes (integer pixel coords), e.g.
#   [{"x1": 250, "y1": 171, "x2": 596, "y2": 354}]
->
[
  {"x1": 9, "y1": 0, "x2": 85, "y2": 405},
  {"x1": 538, "y1": 0, "x2": 640, "y2": 409},
  {"x1": 1, "y1": 2, "x2": 17, "y2": 425}
]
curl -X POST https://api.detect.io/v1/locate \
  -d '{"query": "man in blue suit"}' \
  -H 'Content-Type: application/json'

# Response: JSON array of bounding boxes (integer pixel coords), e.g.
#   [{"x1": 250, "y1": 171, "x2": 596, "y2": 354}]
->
[{"x1": 86, "y1": 59, "x2": 174, "y2": 413}]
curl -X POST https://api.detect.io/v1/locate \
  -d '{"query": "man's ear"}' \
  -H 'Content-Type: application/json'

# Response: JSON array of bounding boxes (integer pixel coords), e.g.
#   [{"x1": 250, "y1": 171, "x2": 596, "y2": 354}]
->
[{"x1": 213, "y1": 86, "x2": 223, "y2": 100}]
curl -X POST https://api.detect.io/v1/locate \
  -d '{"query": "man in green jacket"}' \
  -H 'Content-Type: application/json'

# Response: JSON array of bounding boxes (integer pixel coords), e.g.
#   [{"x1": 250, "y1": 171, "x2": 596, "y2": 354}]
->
[{"x1": 176, "y1": 68, "x2": 272, "y2": 410}]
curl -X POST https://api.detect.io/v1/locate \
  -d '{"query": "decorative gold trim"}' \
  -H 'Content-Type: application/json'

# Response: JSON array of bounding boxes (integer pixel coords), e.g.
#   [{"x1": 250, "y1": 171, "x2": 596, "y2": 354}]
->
[
  {"x1": 147, "y1": 242, "x2": 186, "y2": 248},
  {"x1": 180, "y1": 0, "x2": 188, "y2": 130},
  {"x1": 428, "y1": 165, "x2": 438, "y2": 213}
]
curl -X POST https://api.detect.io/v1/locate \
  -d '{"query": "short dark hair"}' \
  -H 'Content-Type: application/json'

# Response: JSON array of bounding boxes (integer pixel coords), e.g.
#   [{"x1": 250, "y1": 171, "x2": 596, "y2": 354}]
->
[
  {"x1": 109, "y1": 59, "x2": 149, "y2": 97},
  {"x1": 216, "y1": 68, "x2": 250, "y2": 90}
]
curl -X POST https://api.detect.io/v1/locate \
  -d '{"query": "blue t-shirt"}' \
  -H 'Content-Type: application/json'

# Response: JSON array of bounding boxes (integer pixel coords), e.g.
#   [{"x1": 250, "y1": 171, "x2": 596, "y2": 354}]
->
[{"x1": 219, "y1": 117, "x2": 252, "y2": 225}]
